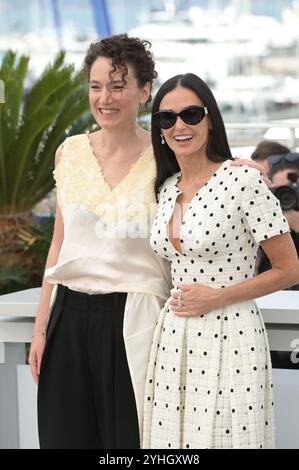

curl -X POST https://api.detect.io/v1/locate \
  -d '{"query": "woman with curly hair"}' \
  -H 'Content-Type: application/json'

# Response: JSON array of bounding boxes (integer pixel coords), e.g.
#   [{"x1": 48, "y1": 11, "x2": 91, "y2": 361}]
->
[
  {"x1": 28, "y1": 34, "x2": 171, "y2": 449},
  {"x1": 29, "y1": 35, "x2": 267, "y2": 449}
]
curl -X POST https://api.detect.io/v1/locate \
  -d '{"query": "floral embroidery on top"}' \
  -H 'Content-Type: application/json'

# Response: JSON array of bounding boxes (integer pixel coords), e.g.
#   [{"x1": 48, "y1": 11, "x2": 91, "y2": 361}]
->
[{"x1": 53, "y1": 134, "x2": 157, "y2": 229}]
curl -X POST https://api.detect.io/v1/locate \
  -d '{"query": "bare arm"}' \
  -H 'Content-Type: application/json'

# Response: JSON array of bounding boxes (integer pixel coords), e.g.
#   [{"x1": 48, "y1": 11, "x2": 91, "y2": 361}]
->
[
  {"x1": 32, "y1": 146, "x2": 64, "y2": 334},
  {"x1": 29, "y1": 146, "x2": 64, "y2": 383},
  {"x1": 284, "y1": 210, "x2": 299, "y2": 233},
  {"x1": 218, "y1": 232, "x2": 299, "y2": 306},
  {"x1": 171, "y1": 167, "x2": 299, "y2": 316},
  {"x1": 32, "y1": 202, "x2": 64, "y2": 335},
  {"x1": 171, "y1": 233, "x2": 299, "y2": 316}
]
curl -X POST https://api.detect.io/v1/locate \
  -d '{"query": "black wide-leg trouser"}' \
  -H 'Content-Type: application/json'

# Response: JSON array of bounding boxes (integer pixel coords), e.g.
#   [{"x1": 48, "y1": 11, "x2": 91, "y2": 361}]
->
[{"x1": 37, "y1": 285, "x2": 140, "y2": 449}]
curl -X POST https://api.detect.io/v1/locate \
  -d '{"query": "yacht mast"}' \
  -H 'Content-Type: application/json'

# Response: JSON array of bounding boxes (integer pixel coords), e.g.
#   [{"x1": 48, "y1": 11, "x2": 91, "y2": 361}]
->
[{"x1": 230, "y1": 0, "x2": 251, "y2": 16}]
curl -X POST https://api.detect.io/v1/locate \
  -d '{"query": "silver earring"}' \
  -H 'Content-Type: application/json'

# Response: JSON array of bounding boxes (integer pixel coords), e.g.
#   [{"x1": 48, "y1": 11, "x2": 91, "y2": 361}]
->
[{"x1": 161, "y1": 134, "x2": 165, "y2": 144}]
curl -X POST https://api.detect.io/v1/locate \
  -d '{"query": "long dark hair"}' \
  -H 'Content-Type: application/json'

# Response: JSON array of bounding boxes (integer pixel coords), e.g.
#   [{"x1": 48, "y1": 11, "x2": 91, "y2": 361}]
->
[{"x1": 152, "y1": 73, "x2": 233, "y2": 196}]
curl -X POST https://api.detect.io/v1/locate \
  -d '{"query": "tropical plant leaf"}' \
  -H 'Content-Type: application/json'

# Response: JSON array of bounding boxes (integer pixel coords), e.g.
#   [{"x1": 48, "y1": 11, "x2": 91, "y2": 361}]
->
[
  {"x1": 0, "y1": 49, "x2": 93, "y2": 291},
  {"x1": 0, "y1": 264, "x2": 27, "y2": 285},
  {"x1": 26, "y1": 89, "x2": 91, "y2": 201},
  {"x1": 0, "y1": 50, "x2": 92, "y2": 213},
  {"x1": 0, "y1": 52, "x2": 29, "y2": 206},
  {"x1": 1, "y1": 55, "x2": 29, "y2": 147},
  {"x1": 23, "y1": 66, "x2": 74, "y2": 120}
]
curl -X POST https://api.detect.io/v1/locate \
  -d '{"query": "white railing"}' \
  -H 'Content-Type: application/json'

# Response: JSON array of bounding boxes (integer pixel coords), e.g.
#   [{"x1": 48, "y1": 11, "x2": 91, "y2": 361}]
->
[
  {"x1": 0, "y1": 288, "x2": 298, "y2": 449},
  {"x1": 226, "y1": 121, "x2": 299, "y2": 151},
  {"x1": 0, "y1": 121, "x2": 299, "y2": 448}
]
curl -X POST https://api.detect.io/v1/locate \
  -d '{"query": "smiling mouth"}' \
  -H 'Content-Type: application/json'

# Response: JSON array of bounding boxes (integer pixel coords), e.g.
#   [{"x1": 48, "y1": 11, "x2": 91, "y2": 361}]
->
[
  {"x1": 99, "y1": 108, "x2": 119, "y2": 114},
  {"x1": 174, "y1": 135, "x2": 193, "y2": 141}
]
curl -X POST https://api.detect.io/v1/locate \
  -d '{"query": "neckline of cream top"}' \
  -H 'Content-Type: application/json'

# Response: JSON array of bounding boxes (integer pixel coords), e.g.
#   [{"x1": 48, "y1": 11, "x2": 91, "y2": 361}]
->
[
  {"x1": 86, "y1": 132, "x2": 151, "y2": 193},
  {"x1": 45, "y1": 133, "x2": 171, "y2": 298}
]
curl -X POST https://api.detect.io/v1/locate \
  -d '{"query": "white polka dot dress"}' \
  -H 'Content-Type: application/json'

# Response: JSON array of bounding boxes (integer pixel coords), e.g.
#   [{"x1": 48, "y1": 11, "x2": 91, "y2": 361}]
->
[{"x1": 143, "y1": 162, "x2": 289, "y2": 449}]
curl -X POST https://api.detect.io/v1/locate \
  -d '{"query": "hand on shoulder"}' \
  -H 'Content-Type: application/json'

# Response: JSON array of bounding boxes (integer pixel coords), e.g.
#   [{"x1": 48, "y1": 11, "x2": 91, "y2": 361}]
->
[{"x1": 230, "y1": 158, "x2": 272, "y2": 187}]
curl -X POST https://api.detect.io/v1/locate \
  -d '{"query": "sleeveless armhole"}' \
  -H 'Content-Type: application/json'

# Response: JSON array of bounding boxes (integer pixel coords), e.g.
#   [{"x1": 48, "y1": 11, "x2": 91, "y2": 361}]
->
[
  {"x1": 53, "y1": 138, "x2": 68, "y2": 185},
  {"x1": 52, "y1": 137, "x2": 69, "y2": 211}
]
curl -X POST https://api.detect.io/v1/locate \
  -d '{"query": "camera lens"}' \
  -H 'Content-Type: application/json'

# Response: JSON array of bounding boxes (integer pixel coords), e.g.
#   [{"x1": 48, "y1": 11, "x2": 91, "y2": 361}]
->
[{"x1": 272, "y1": 185, "x2": 299, "y2": 211}]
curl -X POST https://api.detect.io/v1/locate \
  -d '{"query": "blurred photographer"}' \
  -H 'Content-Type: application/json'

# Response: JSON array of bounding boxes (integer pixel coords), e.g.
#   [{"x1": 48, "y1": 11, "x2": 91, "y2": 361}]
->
[
  {"x1": 257, "y1": 152, "x2": 299, "y2": 289},
  {"x1": 251, "y1": 140, "x2": 290, "y2": 177},
  {"x1": 253, "y1": 150, "x2": 299, "y2": 369},
  {"x1": 260, "y1": 152, "x2": 299, "y2": 369}
]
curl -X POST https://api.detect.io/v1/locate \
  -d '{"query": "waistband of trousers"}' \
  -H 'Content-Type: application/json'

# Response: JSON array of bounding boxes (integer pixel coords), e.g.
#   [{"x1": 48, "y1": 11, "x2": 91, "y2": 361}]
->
[{"x1": 57, "y1": 284, "x2": 127, "y2": 309}]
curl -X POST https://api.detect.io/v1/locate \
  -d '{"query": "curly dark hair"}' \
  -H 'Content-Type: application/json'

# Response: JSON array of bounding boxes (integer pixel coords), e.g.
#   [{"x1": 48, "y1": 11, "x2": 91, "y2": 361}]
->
[{"x1": 83, "y1": 34, "x2": 157, "y2": 106}]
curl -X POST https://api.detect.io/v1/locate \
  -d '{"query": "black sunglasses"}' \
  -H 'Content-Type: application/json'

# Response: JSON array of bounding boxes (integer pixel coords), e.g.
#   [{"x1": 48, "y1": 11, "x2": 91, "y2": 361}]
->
[
  {"x1": 153, "y1": 105, "x2": 208, "y2": 129},
  {"x1": 268, "y1": 152, "x2": 299, "y2": 167}
]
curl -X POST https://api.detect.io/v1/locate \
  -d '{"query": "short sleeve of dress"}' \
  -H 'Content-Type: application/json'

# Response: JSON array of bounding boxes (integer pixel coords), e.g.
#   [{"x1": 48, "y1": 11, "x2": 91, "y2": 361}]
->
[{"x1": 241, "y1": 167, "x2": 290, "y2": 244}]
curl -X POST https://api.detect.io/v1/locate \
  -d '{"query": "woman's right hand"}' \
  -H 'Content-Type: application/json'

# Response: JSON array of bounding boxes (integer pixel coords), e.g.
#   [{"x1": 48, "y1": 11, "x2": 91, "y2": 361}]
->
[
  {"x1": 27, "y1": 147, "x2": 64, "y2": 386},
  {"x1": 28, "y1": 334, "x2": 46, "y2": 384}
]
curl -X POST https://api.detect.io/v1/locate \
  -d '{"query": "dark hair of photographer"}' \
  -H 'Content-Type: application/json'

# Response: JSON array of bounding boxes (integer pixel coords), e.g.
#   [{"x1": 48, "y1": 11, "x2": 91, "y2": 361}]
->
[
  {"x1": 257, "y1": 154, "x2": 299, "y2": 289},
  {"x1": 251, "y1": 140, "x2": 290, "y2": 176}
]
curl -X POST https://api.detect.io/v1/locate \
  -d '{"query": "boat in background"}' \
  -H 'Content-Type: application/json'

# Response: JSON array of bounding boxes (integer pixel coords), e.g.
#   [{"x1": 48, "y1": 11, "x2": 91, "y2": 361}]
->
[
  {"x1": 1, "y1": 0, "x2": 298, "y2": 138},
  {"x1": 129, "y1": 1, "x2": 299, "y2": 123}
]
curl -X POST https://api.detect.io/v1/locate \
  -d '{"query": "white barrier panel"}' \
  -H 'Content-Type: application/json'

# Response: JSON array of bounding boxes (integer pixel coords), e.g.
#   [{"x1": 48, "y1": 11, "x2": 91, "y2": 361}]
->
[
  {"x1": 273, "y1": 369, "x2": 299, "y2": 449},
  {"x1": 17, "y1": 365, "x2": 39, "y2": 449},
  {"x1": 0, "y1": 288, "x2": 298, "y2": 449}
]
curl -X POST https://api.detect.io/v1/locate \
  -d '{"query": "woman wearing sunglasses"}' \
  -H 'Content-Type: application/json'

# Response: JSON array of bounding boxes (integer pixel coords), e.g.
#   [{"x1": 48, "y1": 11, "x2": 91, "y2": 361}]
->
[
  {"x1": 143, "y1": 73, "x2": 299, "y2": 449},
  {"x1": 28, "y1": 34, "x2": 172, "y2": 449},
  {"x1": 28, "y1": 35, "x2": 272, "y2": 449}
]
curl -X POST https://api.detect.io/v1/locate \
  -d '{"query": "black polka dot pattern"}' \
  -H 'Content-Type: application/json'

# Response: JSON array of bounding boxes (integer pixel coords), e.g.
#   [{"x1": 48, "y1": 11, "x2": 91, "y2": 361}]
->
[{"x1": 143, "y1": 164, "x2": 285, "y2": 449}]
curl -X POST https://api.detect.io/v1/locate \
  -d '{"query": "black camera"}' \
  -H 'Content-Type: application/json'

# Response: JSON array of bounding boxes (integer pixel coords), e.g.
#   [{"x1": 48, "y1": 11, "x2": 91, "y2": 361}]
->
[{"x1": 272, "y1": 182, "x2": 299, "y2": 211}]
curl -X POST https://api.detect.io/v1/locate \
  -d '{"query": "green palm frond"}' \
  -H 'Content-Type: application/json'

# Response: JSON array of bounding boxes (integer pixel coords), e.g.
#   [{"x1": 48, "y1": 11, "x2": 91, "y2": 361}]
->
[
  {"x1": 0, "y1": 50, "x2": 92, "y2": 214},
  {"x1": 0, "y1": 51, "x2": 29, "y2": 206},
  {"x1": 23, "y1": 52, "x2": 74, "y2": 120},
  {"x1": 0, "y1": 264, "x2": 27, "y2": 286},
  {"x1": 2, "y1": 53, "x2": 29, "y2": 142},
  {"x1": 26, "y1": 90, "x2": 91, "y2": 201},
  {"x1": 0, "y1": 50, "x2": 94, "y2": 291}
]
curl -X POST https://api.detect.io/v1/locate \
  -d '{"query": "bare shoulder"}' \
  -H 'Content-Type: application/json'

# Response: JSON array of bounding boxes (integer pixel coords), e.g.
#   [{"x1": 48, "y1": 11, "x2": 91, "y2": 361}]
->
[
  {"x1": 54, "y1": 133, "x2": 88, "y2": 167},
  {"x1": 55, "y1": 145, "x2": 64, "y2": 167},
  {"x1": 87, "y1": 129, "x2": 101, "y2": 145}
]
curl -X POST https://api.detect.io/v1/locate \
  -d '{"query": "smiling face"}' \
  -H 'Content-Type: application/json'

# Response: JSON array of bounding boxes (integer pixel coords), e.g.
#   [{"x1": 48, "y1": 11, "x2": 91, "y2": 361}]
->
[
  {"x1": 159, "y1": 86, "x2": 210, "y2": 160},
  {"x1": 89, "y1": 56, "x2": 150, "y2": 129}
]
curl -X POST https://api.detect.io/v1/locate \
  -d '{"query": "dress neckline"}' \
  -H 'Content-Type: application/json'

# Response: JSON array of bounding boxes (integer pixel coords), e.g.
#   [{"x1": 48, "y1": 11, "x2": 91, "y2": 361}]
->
[
  {"x1": 175, "y1": 160, "x2": 228, "y2": 197},
  {"x1": 167, "y1": 160, "x2": 229, "y2": 256},
  {"x1": 85, "y1": 133, "x2": 151, "y2": 193}
]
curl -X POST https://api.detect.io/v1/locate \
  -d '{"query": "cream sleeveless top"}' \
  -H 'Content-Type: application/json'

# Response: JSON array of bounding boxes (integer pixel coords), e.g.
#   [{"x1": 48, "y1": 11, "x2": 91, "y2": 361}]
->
[
  {"x1": 45, "y1": 133, "x2": 171, "y2": 300},
  {"x1": 45, "y1": 134, "x2": 172, "y2": 439}
]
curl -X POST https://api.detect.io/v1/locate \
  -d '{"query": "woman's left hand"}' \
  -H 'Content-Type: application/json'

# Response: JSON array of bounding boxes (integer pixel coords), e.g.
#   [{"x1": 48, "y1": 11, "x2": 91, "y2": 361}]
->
[
  {"x1": 169, "y1": 284, "x2": 221, "y2": 317},
  {"x1": 230, "y1": 158, "x2": 272, "y2": 187}
]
